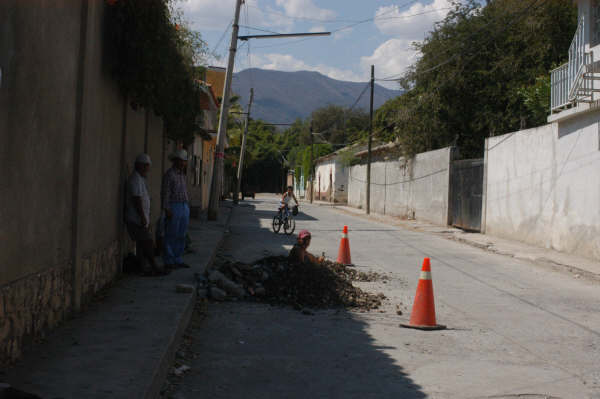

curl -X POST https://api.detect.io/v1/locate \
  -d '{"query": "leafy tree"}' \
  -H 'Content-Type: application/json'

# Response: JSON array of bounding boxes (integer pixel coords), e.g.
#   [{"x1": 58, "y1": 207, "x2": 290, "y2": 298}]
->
[{"x1": 378, "y1": 0, "x2": 576, "y2": 158}]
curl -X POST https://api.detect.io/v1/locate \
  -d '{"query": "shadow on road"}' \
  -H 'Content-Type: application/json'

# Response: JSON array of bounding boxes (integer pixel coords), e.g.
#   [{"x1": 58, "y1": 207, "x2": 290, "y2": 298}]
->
[{"x1": 171, "y1": 198, "x2": 426, "y2": 398}]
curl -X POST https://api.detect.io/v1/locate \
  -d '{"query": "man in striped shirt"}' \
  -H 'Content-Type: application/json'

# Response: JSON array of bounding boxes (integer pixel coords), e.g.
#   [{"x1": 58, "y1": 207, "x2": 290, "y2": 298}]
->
[{"x1": 161, "y1": 149, "x2": 190, "y2": 268}]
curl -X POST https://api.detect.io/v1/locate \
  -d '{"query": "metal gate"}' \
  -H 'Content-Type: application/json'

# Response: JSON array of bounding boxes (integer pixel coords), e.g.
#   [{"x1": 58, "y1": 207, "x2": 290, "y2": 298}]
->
[{"x1": 450, "y1": 158, "x2": 484, "y2": 232}]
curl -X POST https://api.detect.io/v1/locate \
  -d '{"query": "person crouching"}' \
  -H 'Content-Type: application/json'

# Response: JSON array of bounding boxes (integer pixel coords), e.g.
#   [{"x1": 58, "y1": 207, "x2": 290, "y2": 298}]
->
[{"x1": 288, "y1": 230, "x2": 324, "y2": 265}]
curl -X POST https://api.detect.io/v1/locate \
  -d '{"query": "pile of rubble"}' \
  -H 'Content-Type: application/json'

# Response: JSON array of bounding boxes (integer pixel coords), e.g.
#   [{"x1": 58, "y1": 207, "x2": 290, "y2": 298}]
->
[{"x1": 199, "y1": 256, "x2": 386, "y2": 311}]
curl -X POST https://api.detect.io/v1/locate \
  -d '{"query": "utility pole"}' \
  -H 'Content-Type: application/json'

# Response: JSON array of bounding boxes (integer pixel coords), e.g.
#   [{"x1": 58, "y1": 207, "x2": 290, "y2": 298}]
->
[
  {"x1": 366, "y1": 65, "x2": 374, "y2": 215},
  {"x1": 310, "y1": 122, "x2": 314, "y2": 204},
  {"x1": 207, "y1": 0, "x2": 243, "y2": 220},
  {"x1": 234, "y1": 88, "x2": 253, "y2": 204},
  {"x1": 206, "y1": 6, "x2": 330, "y2": 219}
]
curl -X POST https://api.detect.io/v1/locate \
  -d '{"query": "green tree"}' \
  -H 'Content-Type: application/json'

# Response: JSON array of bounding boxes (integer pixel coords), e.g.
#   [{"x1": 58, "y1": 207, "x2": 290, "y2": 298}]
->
[{"x1": 379, "y1": 0, "x2": 576, "y2": 158}]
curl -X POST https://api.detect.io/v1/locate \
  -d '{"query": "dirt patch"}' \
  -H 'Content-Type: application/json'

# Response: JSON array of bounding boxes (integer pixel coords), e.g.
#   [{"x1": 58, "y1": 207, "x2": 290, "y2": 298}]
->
[{"x1": 206, "y1": 256, "x2": 386, "y2": 311}]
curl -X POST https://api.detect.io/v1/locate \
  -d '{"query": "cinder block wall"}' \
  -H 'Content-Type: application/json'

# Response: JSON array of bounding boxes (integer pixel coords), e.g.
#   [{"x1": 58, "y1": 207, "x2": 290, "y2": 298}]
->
[{"x1": 0, "y1": 1, "x2": 165, "y2": 365}]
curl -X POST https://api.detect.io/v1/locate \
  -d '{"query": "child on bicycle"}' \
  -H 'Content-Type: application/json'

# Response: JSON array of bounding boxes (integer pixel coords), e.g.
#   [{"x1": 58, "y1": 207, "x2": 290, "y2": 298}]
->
[{"x1": 279, "y1": 186, "x2": 298, "y2": 218}]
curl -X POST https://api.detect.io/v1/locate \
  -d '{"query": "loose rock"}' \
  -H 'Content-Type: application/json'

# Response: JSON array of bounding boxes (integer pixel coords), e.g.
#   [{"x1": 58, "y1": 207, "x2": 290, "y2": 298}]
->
[
  {"x1": 209, "y1": 286, "x2": 227, "y2": 301},
  {"x1": 210, "y1": 256, "x2": 386, "y2": 311}
]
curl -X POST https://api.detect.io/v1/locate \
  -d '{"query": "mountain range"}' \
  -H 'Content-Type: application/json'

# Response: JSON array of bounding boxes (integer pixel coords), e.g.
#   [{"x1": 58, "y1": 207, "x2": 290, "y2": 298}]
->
[{"x1": 231, "y1": 68, "x2": 402, "y2": 124}]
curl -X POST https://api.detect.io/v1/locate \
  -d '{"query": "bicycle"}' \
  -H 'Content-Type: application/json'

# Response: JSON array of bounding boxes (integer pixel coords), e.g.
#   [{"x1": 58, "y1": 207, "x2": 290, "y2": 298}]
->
[{"x1": 272, "y1": 205, "x2": 296, "y2": 235}]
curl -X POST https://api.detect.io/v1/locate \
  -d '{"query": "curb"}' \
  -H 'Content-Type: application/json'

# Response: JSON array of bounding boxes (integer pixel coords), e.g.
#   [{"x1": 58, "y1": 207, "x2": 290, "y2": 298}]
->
[
  {"x1": 146, "y1": 204, "x2": 235, "y2": 399},
  {"x1": 326, "y1": 204, "x2": 600, "y2": 282}
]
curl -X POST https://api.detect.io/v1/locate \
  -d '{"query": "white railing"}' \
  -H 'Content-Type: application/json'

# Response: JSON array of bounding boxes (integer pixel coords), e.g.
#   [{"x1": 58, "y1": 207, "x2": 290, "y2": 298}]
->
[
  {"x1": 551, "y1": 17, "x2": 586, "y2": 112},
  {"x1": 551, "y1": 63, "x2": 569, "y2": 110},
  {"x1": 568, "y1": 17, "x2": 586, "y2": 99}
]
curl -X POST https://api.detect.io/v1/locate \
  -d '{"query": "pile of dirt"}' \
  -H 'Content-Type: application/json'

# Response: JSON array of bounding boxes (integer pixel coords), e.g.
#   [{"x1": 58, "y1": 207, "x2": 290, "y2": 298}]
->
[{"x1": 205, "y1": 256, "x2": 386, "y2": 311}]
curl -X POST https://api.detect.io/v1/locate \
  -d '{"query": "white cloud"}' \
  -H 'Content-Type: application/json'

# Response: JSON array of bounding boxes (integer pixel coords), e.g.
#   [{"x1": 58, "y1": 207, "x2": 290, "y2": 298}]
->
[
  {"x1": 333, "y1": 27, "x2": 353, "y2": 41},
  {"x1": 274, "y1": 0, "x2": 336, "y2": 20},
  {"x1": 375, "y1": 0, "x2": 452, "y2": 40},
  {"x1": 180, "y1": 0, "x2": 291, "y2": 31},
  {"x1": 251, "y1": 53, "x2": 363, "y2": 82},
  {"x1": 360, "y1": 39, "x2": 418, "y2": 88},
  {"x1": 309, "y1": 25, "x2": 327, "y2": 33}
]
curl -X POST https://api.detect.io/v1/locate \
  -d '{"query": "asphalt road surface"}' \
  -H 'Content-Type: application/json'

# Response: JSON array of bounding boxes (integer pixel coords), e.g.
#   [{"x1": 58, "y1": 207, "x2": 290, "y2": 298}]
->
[{"x1": 164, "y1": 195, "x2": 600, "y2": 399}]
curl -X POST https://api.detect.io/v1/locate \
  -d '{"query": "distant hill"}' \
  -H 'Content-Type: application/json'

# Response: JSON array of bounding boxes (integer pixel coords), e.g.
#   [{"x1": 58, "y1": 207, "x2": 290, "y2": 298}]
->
[{"x1": 232, "y1": 68, "x2": 402, "y2": 124}]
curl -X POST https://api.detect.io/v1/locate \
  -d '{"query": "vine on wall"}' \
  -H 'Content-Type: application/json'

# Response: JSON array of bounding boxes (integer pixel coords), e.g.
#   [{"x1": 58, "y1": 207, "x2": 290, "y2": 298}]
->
[{"x1": 105, "y1": 0, "x2": 208, "y2": 144}]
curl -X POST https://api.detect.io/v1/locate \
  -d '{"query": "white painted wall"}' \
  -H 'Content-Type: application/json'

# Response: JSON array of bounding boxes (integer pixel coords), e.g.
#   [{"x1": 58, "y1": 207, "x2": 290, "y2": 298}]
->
[
  {"x1": 314, "y1": 157, "x2": 349, "y2": 203},
  {"x1": 347, "y1": 147, "x2": 453, "y2": 225},
  {"x1": 484, "y1": 111, "x2": 600, "y2": 260}
]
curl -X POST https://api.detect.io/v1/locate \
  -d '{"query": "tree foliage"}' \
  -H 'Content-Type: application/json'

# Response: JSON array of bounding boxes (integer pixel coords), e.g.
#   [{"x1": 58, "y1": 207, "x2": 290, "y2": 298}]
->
[
  {"x1": 105, "y1": 0, "x2": 208, "y2": 144},
  {"x1": 377, "y1": 0, "x2": 577, "y2": 158}
]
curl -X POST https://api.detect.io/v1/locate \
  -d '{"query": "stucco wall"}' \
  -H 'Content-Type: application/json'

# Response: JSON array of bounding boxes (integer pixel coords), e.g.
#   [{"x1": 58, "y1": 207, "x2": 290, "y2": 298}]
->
[
  {"x1": 484, "y1": 114, "x2": 600, "y2": 260},
  {"x1": 0, "y1": 0, "x2": 81, "y2": 286},
  {"x1": 348, "y1": 147, "x2": 452, "y2": 225},
  {"x1": 0, "y1": 1, "x2": 163, "y2": 365},
  {"x1": 314, "y1": 158, "x2": 348, "y2": 203}
]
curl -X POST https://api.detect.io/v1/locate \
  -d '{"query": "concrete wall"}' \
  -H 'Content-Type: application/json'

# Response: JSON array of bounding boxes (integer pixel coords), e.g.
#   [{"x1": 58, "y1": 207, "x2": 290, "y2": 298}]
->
[
  {"x1": 0, "y1": 1, "x2": 165, "y2": 364},
  {"x1": 314, "y1": 158, "x2": 348, "y2": 203},
  {"x1": 484, "y1": 112, "x2": 600, "y2": 260},
  {"x1": 348, "y1": 147, "x2": 453, "y2": 225}
]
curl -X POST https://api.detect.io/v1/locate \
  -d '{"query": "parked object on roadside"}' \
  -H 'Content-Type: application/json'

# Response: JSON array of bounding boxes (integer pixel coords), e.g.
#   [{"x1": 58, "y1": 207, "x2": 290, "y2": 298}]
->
[
  {"x1": 336, "y1": 225, "x2": 352, "y2": 265},
  {"x1": 400, "y1": 258, "x2": 446, "y2": 331}
]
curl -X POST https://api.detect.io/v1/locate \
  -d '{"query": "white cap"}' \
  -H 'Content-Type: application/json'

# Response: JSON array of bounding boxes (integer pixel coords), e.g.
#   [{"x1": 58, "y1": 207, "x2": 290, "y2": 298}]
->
[
  {"x1": 135, "y1": 153, "x2": 152, "y2": 165},
  {"x1": 172, "y1": 149, "x2": 188, "y2": 161}
]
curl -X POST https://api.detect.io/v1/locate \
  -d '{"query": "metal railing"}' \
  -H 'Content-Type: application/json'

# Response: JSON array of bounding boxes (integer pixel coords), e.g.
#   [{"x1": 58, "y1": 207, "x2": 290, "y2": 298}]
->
[
  {"x1": 568, "y1": 17, "x2": 586, "y2": 99},
  {"x1": 550, "y1": 63, "x2": 569, "y2": 111},
  {"x1": 551, "y1": 17, "x2": 586, "y2": 112}
]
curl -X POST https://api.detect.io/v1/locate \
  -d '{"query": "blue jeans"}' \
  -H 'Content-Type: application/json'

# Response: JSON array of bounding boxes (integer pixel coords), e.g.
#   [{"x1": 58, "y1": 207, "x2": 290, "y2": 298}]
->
[{"x1": 163, "y1": 202, "x2": 189, "y2": 265}]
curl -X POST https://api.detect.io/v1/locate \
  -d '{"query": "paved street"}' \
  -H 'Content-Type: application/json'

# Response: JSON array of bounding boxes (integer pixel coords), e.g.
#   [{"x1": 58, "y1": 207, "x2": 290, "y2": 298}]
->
[{"x1": 166, "y1": 195, "x2": 600, "y2": 399}]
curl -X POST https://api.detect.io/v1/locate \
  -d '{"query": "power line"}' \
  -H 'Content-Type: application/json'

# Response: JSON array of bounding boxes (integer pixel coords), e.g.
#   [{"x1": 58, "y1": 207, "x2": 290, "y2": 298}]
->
[
  {"x1": 210, "y1": 18, "x2": 233, "y2": 60},
  {"x1": 239, "y1": 25, "x2": 281, "y2": 35}
]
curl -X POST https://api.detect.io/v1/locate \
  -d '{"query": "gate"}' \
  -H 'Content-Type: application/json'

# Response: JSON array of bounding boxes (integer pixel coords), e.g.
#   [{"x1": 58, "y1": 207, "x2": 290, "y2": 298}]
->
[{"x1": 450, "y1": 158, "x2": 484, "y2": 231}]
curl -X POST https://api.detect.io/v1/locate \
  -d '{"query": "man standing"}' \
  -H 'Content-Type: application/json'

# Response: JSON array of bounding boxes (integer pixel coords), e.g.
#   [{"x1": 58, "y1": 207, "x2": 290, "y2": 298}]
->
[
  {"x1": 161, "y1": 149, "x2": 191, "y2": 269},
  {"x1": 126, "y1": 154, "x2": 166, "y2": 275}
]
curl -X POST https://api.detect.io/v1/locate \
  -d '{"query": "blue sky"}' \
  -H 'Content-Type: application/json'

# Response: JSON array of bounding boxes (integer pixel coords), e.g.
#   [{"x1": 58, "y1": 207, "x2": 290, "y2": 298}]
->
[{"x1": 179, "y1": 0, "x2": 456, "y2": 88}]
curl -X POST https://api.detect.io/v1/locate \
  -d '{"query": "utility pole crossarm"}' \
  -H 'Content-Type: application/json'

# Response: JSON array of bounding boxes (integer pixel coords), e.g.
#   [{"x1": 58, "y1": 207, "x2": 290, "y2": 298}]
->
[{"x1": 238, "y1": 32, "x2": 330, "y2": 41}]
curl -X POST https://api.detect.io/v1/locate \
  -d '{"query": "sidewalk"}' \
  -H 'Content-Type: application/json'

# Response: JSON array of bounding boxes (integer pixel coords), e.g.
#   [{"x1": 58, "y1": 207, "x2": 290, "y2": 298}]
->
[
  {"x1": 2, "y1": 204, "x2": 233, "y2": 399},
  {"x1": 305, "y1": 199, "x2": 600, "y2": 281}
]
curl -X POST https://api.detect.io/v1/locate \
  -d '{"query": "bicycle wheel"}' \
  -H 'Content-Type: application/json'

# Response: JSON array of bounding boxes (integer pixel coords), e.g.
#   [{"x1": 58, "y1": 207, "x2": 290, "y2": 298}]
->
[
  {"x1": 272, "y1": 214, "x2": 282, "y2": 233},
  {"x1": 283, "y1": 215, "x2": 296, "y2": 235}
]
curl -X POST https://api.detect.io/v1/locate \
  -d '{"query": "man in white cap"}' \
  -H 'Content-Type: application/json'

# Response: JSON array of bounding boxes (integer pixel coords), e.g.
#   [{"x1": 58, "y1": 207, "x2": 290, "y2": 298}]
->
[
  {"x1": 126, "y1": 154, "x2": 166, "y2": 275},
  {"x1": 161, "y1": 149, "x2": 191, "y2": 269}
]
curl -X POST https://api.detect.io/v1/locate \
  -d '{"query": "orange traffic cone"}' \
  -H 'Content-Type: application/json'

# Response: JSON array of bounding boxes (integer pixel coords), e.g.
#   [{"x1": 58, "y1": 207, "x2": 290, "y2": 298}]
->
[
  {"x1": 400, "y1": 258, "x2": 446, "y2": 330},
  {"x1": 336, "y1": 225, "x2": 352, "y2": 265}
]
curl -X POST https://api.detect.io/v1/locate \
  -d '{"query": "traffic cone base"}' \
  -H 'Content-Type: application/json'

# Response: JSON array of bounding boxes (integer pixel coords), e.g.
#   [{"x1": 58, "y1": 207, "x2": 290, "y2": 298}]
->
[
  {"x1": 399, "y1": 323, "x2": 446, "y2": 331},
  {"x1": 336, "y1": 225, "x2": 352, "y2": 265},
  {"x1": 401, "y1": 257, "x2": 446, "y2": 331}
]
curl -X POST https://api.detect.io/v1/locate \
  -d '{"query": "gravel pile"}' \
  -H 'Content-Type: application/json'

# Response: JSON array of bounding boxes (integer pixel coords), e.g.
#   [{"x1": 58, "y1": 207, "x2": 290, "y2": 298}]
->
[{"x1": 203, "y1": 256, "x2": 386, "y2": 311}]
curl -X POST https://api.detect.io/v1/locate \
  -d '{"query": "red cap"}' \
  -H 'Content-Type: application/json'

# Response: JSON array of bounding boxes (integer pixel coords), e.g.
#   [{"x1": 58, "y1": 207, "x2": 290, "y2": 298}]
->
[
  {"x1": 298, "y1": 230, "x2": 311, "y2": 240},
  {"x1": 421, "y1": 257, "x2": 431, "y2": 272},
  {"x1": 343, "y1": 225, "x2": 348, "y2": 234}
]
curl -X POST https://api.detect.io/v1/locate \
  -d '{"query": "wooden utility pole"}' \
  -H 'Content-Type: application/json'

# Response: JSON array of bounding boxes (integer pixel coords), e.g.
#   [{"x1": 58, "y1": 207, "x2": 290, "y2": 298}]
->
[
  {"x1": 234, "y1": 88, "x2": 253, "y2": 204},
  {"x1": 207, "y1": 0, "x2": 243, "y2": 220},
  {"x1": 366, "y1": 65, "x2": 374, "y2": 215},
  {"x1": 310, "y1": 122, "x2": 314, "y2": 203}
]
